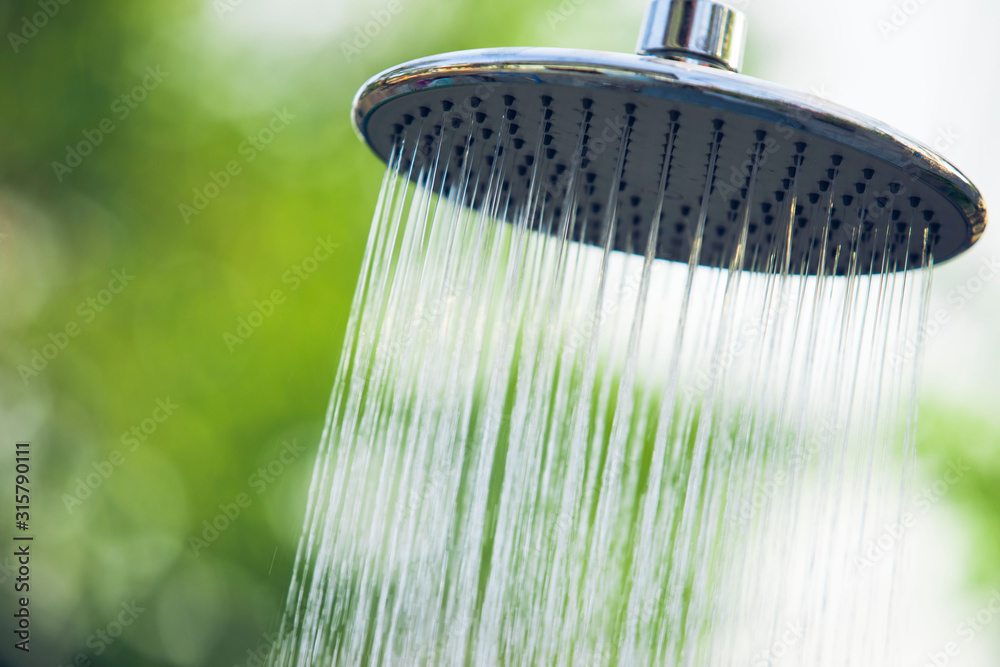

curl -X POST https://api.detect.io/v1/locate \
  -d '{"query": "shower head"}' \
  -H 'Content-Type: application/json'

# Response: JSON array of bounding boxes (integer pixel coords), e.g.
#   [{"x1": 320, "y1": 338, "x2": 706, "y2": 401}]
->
[{"x1": 351, "y1": 0, "x2": 986, "y2": 275}]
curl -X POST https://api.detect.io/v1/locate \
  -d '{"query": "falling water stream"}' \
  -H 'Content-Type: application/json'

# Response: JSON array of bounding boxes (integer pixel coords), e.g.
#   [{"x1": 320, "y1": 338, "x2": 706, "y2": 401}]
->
[{"x1": 270, "y1": 116, "x2": 934, "y2": 665}]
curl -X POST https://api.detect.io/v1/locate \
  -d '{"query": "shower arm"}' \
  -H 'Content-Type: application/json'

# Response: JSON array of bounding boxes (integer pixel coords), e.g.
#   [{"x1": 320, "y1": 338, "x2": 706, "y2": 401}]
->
[{"x1": 638, "y1": 0, "x2": 748, "y2": 72}]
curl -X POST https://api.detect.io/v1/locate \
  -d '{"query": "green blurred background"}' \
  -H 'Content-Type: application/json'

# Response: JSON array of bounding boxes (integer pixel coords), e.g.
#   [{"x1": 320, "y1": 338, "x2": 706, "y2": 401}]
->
[{"x1": 0, "y1": 0, "x2": 998, "y2": 665}]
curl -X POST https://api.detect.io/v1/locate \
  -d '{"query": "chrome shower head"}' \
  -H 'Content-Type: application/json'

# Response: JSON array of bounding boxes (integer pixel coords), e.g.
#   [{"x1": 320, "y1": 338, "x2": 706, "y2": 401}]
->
[{"x1": 351, "y1": 0, "x2": 986, "y2": 275}]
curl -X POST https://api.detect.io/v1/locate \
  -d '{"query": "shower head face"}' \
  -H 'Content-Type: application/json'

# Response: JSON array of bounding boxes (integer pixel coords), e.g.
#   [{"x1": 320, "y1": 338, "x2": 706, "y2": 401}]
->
[{"x1": 353, "y1": 48, "x2": 987, "y2": 275}]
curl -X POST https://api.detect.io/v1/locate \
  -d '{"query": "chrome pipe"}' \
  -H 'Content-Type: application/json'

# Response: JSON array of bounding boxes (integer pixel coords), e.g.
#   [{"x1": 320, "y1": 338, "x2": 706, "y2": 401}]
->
[{"x1": 637, "y1": 0, "x2": 748, "y2": 72}]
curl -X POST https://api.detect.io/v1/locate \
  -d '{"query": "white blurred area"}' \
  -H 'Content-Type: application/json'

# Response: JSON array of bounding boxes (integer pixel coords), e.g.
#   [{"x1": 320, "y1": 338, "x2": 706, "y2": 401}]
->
[{"x1": 203, "y1": 0, "x2": 348, "y2": 46}]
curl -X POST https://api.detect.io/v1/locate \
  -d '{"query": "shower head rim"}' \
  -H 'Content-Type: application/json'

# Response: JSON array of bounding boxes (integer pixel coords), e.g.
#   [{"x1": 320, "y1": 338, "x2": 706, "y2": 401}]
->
[{"x1": 352, "y1": 47, "x2": 987, "y2": 269}]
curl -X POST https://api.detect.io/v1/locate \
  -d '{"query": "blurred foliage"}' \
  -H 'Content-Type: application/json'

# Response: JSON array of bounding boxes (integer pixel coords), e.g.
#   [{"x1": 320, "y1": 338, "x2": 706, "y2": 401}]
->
[
  {"x1": 0, "y1": 0, "x2": 997, "y2": 665},
  {"x1": 919, "y1": 404, "x2": 1000, "y2": 592},
  {"x1": 0, "y1": 0, "x2": 644, "y2": 665}
]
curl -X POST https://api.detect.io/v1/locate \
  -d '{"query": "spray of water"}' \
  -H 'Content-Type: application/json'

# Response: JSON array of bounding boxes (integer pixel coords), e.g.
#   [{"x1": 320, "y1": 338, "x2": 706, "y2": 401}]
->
[{"x1": 269, "y1": 115, "x2": 933, "y2": 666}]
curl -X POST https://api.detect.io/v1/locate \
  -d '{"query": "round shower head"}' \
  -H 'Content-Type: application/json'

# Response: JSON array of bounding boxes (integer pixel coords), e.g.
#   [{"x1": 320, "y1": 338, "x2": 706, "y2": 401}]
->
[{"x1": 352, "y1": 1, "x2": 986, "y2": 275}]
